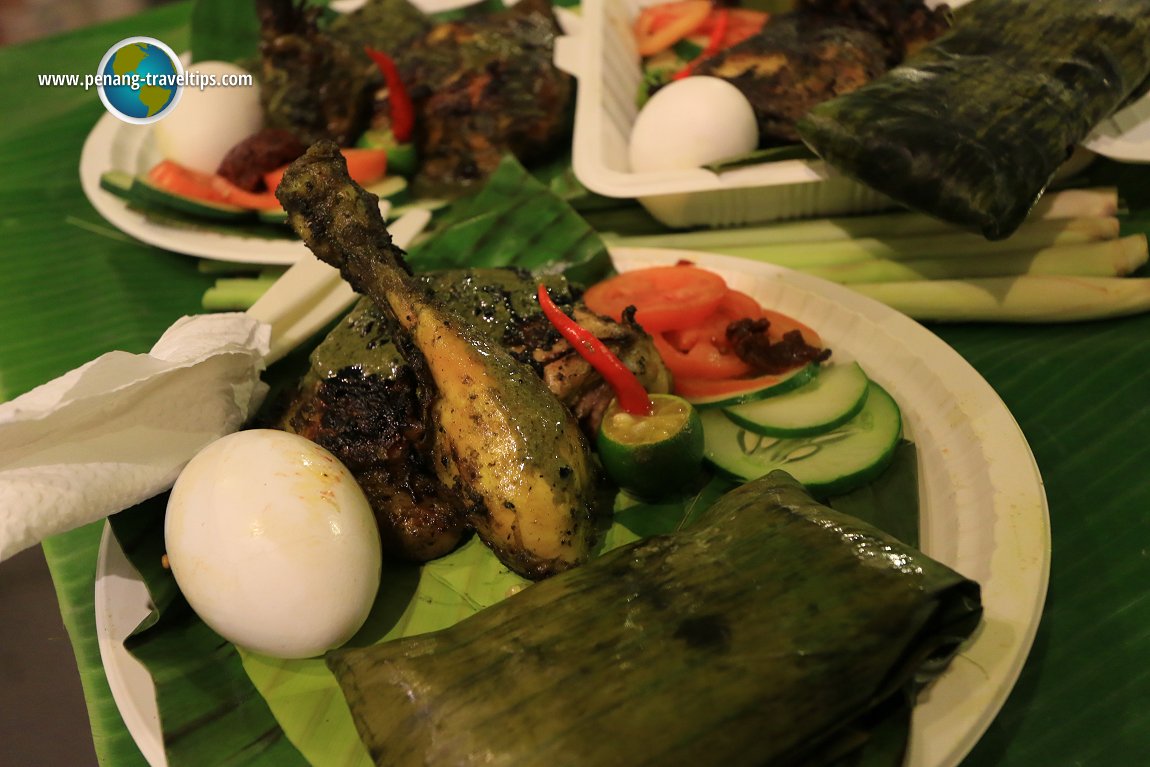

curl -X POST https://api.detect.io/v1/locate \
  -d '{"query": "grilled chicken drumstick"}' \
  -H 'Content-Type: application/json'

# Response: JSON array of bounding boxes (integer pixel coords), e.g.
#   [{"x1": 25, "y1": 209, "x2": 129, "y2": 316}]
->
[{"x1": 276, "y1": 141, "x2": 606, "y2": 579}]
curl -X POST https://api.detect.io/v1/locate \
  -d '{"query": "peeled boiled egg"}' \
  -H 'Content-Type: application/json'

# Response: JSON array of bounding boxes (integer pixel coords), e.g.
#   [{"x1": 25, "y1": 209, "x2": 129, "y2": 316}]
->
[
  {"x1": 152, "y1": 61, "x2": 263, "y2": 174},
  {"x1": 164, "y1": 429, "x2": 382, "y2": 659},
  {"x1": 629, "y1": 77, "x2": 759, "y2": 173}
]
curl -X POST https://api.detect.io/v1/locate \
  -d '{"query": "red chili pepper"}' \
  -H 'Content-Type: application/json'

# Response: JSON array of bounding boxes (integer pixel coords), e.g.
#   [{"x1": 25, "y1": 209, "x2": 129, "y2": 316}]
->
[
  {"x1": 365, "y1": 46, "x2": 415, "y2": 143},
  {"x1": 537, "y1": 284, "x2": 654, "y2": 417},
  {"x1": 673, "y1": 8, "x2": 729, "y2": 81}
]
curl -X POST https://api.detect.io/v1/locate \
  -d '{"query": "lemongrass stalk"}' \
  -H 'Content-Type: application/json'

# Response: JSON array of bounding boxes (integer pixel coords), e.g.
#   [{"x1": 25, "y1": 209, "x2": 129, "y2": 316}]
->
[
  {"x1": 202, "y1": 276, "x2": 277, "y2": 311},
  {"x1": 1031, "y1": 187, "x2": 1119, "y2": 218},
  {"x1": 610, "y1": 215, "x2": 1119, "y2": 261},
  {"x1": 800, "y1": 235, "x2": 1148, "y2": 284},
  {"x1": 686, "y1": 216, "x2": 1119, "y2": 270},
  {"x1": 196, "y1": 259, "x2": 264, "y2": 276},
  {"x1": 605, "y1": 188, "x2": 1120, "y2": 249},
  {"x1": 853, "y1": 276, "x2": 1150, "y2": 322}
]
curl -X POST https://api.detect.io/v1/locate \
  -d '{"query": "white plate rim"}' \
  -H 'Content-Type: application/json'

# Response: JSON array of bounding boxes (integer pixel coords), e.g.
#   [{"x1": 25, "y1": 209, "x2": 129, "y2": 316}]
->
[{"x1": 94, "y1": 247, "x2": 1050, "y2": 767}]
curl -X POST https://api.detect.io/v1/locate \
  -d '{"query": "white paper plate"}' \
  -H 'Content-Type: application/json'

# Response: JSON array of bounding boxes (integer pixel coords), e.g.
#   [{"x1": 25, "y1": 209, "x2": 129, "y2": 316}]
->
[
  {"x1": 78, "y1": 112, "x2": 311, "y2": 266},
  {"x1": 95, "y1": 248, "x2": 1050, "y2": 767}
]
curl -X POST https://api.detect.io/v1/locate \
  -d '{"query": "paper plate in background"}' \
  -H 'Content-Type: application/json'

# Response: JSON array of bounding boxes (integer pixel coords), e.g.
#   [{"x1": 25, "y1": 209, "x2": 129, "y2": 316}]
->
[
  {"x1": 79, "y1": 111, "x2": 311, "y2": 266},
  {"x1": 94, "y1": 248, "x2": 1049, "y2": 767}
]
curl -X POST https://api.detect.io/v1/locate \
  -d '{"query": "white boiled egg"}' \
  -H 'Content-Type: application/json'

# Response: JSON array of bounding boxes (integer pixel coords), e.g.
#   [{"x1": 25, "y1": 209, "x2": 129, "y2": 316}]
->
[
  {"x1": 152, "y1": 61, "x2": 263, "y2": 174},
  {"x1": 164, "y1": 429, "x2": 382, "y2": 659},
  {"x1": 629, "y1": 77, "x2": 759, "y2": 173}
]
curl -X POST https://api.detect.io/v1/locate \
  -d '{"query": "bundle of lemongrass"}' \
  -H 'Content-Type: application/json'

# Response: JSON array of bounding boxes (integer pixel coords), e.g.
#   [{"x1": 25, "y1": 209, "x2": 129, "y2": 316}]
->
[
  {"x1": 203, "y1": 187, "x2": 1149, "y2": 323},
  {"x1": 605, "y1": 187, "x2": 1150, "y2": 323}
]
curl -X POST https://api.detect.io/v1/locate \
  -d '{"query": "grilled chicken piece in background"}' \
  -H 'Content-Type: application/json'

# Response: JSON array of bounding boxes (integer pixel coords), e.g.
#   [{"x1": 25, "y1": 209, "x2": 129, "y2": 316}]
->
[
  {"x1": 798, "y1": 0, "x2": 952, "y2": 61},
  {"x1": 256, "y1": 0, "x2": 379, "y2": 146},
  {"x1": 276, "y1": 142, "x2": 614, "y2": 580},
  {"x1": 694, "y1": 0, "x2": 950, "y2": 144},
  {"x1": 255, "y1": 0, "x2": 572, "y2": 197},
  {"x1": 385, "y1": 0, "x2": 574, "y2": 197}
]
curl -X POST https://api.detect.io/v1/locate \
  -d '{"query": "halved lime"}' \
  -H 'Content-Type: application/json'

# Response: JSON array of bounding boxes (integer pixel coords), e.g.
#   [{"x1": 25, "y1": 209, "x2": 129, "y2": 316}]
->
[{"x1": 597, "y1": 393, "x2": 705, "y2": 500}]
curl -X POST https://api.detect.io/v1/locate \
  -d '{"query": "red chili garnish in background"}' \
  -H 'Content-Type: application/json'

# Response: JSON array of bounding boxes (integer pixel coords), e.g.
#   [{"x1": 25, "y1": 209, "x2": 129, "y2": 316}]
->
[
  {"x1": 365, "y1": 46, "x2": 415, "y2": 143},
  {"x1": 537, "y1": 284, "x2": 654, "y2": 417},
  {"x1": 673, "y1": 8, "x2": 729, "y2": 80}
]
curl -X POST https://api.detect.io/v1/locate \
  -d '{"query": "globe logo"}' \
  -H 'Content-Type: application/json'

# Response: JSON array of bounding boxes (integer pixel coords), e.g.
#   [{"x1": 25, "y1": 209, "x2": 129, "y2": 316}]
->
[{"x1": 96, "y1": 37, "x2": 183, "y2": 124}]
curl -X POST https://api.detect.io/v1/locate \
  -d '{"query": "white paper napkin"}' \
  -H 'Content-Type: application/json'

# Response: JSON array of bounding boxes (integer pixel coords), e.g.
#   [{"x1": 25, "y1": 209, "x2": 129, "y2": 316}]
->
[{"x1": 0, "y1": 313, "x2": 271, "y2": 562}]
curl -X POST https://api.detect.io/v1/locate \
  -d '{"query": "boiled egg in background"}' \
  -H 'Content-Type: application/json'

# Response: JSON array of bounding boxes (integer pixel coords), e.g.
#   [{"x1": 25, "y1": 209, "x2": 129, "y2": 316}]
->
[
  {"x1": 628, "y1": 76, "x2": 759, "y2": 173},
  {"x1": 152, "y1": 61, "x2": 263, "y2": 174},
  {"x1": 164, "y1": 429, "x2": 382, "y2": 660}
]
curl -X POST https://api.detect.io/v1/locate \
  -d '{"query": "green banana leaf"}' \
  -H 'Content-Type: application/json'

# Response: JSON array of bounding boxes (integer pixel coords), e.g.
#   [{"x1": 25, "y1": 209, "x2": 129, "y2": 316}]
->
[
  {"x1": 406, "y1": 155, "x2": 614, "y2": 285},
  {"x1": 323, "y1": 471, "x2": 965, "y2": 767}
]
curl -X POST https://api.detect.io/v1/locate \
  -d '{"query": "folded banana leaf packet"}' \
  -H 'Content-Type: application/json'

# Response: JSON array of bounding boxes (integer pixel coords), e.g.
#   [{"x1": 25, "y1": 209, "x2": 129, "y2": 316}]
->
[
  {"x1": 797, "y1": 0, "x2": 1150, "y2": 240},
  {"x1": 326, "y1": 471, "x2": 983, "y2": 767}
]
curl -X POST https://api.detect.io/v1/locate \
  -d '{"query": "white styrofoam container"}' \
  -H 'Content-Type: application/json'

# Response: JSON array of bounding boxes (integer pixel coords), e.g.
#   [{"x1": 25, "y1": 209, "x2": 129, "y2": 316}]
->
[
  {"x1": 555, "y1": 0, "x2": 1150, "y2": 229},
  {"x1": 554, "y1": 0, "x2": 933, "y2": 228}
]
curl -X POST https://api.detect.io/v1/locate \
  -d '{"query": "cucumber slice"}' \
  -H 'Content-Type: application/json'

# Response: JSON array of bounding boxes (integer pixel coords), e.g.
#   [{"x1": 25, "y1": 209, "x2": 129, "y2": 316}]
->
[
  {"x1": 365, "y1": 176, "x2": 409, "y2": 205},
  {"x1": 258, "y1": 207, "x2": 289, "y2": 225},
  {"x1": 357, "y1": 128, "x2": 419, "y2": 177},
  {"x1": 723, "y1": 362, "x2": 870, "y2": 437},
  {"x1": 682, "y1": 362, "x2": 818, "y2": 409},
  {"x1": 99, "y1": 170, "x2": 134, "y2": 201},
  {"x1": 130, "y1": 176, "x2": 253, "y2": 222},
  {"x1": 388, "y1": 198, "x2": 450, "y2": 220},
  {"x1": 701, "y1": 380, "x2": 902, "y2": 496}
]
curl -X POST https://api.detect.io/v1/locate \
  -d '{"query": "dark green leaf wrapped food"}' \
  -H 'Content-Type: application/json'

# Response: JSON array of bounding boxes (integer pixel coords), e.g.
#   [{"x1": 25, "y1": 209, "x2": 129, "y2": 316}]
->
[
  {"x1": 326, "y1": 471, "x2": 982, "y2": 767},
  {"x1": 797, "y1": 0, "x2": 1150, "y2": 239}
]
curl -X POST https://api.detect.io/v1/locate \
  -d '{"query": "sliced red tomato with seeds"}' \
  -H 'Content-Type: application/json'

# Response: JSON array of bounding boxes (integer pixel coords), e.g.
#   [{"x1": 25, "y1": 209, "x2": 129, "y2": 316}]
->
[
  {"x1": 582, "y1": 263, "x2": 728, "y2": 333},
  {"x1": 667, "y1": 289, "x2": 764, "y2": 351},
  {"x1": 652, "y1": 332, "x2": 754, "y2": 380}
]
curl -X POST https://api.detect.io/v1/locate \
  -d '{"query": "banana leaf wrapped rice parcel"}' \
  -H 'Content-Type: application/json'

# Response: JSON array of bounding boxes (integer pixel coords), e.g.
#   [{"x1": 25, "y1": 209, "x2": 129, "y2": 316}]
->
[
  {"x1": 798, "y1": 0, "x2": 1150, "y2": 239},
  {"x1": 327, "y1": 471, "x2": 982, "y2": 767}
]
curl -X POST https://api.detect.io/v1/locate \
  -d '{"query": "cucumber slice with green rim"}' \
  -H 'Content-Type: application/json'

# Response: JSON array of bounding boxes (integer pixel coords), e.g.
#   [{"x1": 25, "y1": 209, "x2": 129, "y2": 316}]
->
[
  {"x1": 130, "y1": 176, "x2": 253, "y2": 222},
  {"x1": 701, "y1": 380, "x2": 902, "y2": 497},
  {"x1": 681, "y1": 362, "x2": 818, "y2": 409},
  {"x1": 723, "y1": 362, "x2": 870, "y2": 438},
  {"x1": 388, "y1": 198, "x2": 450, "y2": 220},
  {"x1": 365, "y1": 176, "x2": 410, "y2": 205},
  {"x1": 99, "y1": 170, "x2": 134, "y2": 201},
  {"x1": 357, "y1": 128, "x2": 419, "y2": 178},
  {"x1": 258, "y1": 207, "x2": 289, "y2": 225}
]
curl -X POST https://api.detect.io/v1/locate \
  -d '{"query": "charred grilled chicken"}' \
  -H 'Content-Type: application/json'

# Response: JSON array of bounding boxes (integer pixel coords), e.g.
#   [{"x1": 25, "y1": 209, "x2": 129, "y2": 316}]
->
[
  {"x1": 693, "y1": 0, "x2": 950, "y2": 144},
  {"x1": 387, "y1": 0, "x2": 574, "y2": 197},
  {"x1": 276, "y1": 142, "x2": 610, "y2": 580},
  {"x1": 278, "y1": 271, "x2": 670, "y2": 566}
]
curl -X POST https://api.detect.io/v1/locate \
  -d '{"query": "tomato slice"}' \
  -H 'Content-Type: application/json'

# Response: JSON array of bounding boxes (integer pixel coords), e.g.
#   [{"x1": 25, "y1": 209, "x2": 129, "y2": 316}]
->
[
  {"x1": 147, "y1": 161, "x2": 234, "y2": 205},
  {"x1": 760, "y1": 309, "x2": 823, "y2": 347},
  {"x1": 148, "y1": 160, "x2": 281, "y2": 210},
  {"x1": 696, "y1": 8, "x2": 768, "y2": 48},
  {"x1": 583, "y1": 264, "x2": 729, "y2": 333},
  {"x1": 674, "y1": 370, "x2": 794, "y2": 400},
  {"x1": 633, "y1": 0, "x2": 711, "y2": 56},
  {"x1": 263, "y1": 147, "x2": 388, "y2": 194},
  {"x1": 665, "y1": 289, "x2": 763, "y2": 352},
  {"x1": 211, "y1": 177, "x2": 281, "y2": 210},
  {"x1": 652, "y1": 332, "x2": 753, "y2": 380}
]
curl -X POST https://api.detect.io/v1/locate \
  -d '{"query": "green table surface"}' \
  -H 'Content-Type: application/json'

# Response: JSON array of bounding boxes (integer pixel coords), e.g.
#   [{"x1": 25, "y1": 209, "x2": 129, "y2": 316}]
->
[{"x1": 2, "y1": 4, "x2": 1149, "y2": 766}]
